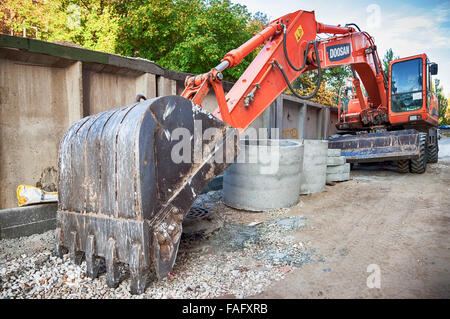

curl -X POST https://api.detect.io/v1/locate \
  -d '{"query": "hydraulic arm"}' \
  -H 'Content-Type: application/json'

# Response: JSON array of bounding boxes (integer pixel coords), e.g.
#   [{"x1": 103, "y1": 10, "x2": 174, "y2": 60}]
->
[{"x1": 181, "y1": 9, "x2": 388, "y2": 131}]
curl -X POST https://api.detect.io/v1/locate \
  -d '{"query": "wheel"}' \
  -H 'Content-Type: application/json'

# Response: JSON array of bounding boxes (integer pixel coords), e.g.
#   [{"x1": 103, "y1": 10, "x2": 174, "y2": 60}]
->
[
  {"x1": 410, "y1": 133, "x2": 428, "y2": 174},
  {"x1": 396, "y1": 160, "x2": 409, "y2": 173},
  {"x1": 427, "y1": 142, "x2": 439, "y2": 163}
]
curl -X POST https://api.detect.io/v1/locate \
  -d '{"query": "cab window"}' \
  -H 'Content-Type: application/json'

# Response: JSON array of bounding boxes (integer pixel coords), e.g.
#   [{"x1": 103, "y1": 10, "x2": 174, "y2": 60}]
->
[{"x1": 390, "y1": 58, "x2": 423, "y2": 113}]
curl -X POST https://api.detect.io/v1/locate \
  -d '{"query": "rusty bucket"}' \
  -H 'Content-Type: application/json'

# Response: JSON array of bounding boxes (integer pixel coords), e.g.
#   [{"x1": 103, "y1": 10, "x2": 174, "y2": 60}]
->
[{"x1": 56, "y1": 95, "x2": 238, "y2": 294}]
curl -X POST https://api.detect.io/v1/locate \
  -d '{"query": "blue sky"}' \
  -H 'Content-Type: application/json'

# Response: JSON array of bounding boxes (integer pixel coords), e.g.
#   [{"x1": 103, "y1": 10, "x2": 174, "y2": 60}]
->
[{"x1": 234, "y1": 0, "x2": 450, "y2": 96}]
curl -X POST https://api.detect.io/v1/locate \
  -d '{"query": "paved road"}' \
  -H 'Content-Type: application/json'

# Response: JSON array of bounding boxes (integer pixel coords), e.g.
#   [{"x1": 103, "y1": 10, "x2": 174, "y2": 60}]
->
[{"x1": 439, "y1": 137, "x2": 450, "y2": 159}]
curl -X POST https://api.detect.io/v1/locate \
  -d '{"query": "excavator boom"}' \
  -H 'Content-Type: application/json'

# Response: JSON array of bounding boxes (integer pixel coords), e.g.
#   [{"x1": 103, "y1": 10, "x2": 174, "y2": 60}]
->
[{"x1": 181, "y1": 10, "x2": 387, "y2": 131}]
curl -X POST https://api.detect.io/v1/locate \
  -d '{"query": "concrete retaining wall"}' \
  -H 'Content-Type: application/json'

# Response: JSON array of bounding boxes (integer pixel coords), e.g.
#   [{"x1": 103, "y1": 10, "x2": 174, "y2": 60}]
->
[
  {"x1": 0, "y1": 34, "x2": 337, "y2": 210},
  {"x1": 271, "y1": 94, "x2": 339, "y2": 140}
]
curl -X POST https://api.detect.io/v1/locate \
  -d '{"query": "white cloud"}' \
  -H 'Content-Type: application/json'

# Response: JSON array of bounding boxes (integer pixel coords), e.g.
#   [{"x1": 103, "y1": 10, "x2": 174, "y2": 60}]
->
[
  {"x1": 235, "y1": 0, "x2": 450, "y2": 95},
  {"x1": 432, "y1": 2, "x2": 450, "y2": 23},
  {"x1": 369, "y1": 6, "x2": 450, "y2": 95},
  {"x1": 379, "y1": 13, "x2": 450, "y2": 50}
]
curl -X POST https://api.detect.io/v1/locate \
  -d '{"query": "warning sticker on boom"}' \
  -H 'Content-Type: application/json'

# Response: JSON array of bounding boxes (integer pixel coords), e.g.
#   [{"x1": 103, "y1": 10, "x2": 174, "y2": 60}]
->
[{"x1": 295, "y1": 25, "x2": 304, "y2": 42}]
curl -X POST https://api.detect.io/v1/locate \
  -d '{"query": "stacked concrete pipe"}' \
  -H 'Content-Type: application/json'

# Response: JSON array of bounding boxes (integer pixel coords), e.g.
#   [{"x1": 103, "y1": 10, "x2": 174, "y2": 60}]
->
[
  {"x1": 300, "y1": 139, "x2": 328, "y2": 194},
  {"x1": 223, "y1": 139, "x2": 304, "y2": 211},
  {"x1": 326, "y1": 149, "x2": 350, "y2": 182}
]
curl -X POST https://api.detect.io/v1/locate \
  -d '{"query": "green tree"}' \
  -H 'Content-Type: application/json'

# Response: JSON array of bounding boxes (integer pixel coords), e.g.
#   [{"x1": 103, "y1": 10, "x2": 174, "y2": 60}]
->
[
  {"x1": 321, "y1": 66, "x2": 351, "y2": 105},
  {"x1": 434, "y1": 79, "x2": 448, "y2": 125},
  {"x1": 46, "y1": 0, "x2": 120, "y2": 53},
  {"x1": 250, "y1": 11, "x2": 270, "y2": 28},
  {"x1": 114, "y1": 0, "x2": 263, "y2": 81},
  {"x1": 0, "y1": 0, "x2": 62, "y2": 38},
  {"x1": 289, "y1": 65, "x2": 351, "y2": 107},
  {"x1": 382, "y1": 48, "x2": 399, "y2": 80},
  {"x1": 288, "y1": 71, "x2": 340, "y2": 107},
  {"x1": 1, "y1": 0, "x2": 120, "y2": 52}
]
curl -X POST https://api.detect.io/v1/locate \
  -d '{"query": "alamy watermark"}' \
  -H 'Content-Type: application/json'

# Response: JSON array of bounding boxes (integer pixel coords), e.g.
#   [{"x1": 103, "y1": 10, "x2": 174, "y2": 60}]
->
[
  {"x1": 169, "y1": 122, "x2": 283, "y2": 175},
  {"x1": 367, "y1": 264, "x2": 381, "y2": 288},
  {"x1": 366, "y1": 4, "x2": 381, "y2": 30},
  {"x1": 66, "y1": 4, "x2": 81, "y2": 29}
]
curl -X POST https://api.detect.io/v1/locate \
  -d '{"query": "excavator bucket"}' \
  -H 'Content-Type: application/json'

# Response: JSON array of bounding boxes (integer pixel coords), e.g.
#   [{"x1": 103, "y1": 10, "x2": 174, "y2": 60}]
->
[
  {"x1": 328, "y1": 129, "x2": 421, "y2": 163},
  {"x1": 56, "y1": 95, "x2": 238, "y2": 294}
]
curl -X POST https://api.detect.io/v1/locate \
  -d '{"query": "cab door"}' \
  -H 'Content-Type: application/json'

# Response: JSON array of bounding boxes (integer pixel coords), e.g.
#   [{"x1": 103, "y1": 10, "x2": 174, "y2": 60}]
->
[
  {"x1": 388, "y1": 54, "x2": 438, "y2": 126},
  {"x1": 426, "y1": 60, "x2": 439, "y2": 123}
]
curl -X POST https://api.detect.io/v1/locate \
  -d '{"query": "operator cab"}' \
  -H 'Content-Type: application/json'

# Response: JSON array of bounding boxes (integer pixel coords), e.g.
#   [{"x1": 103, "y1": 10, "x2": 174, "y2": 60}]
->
[{"x1": 388, "y1": 54, "x2": 439, "y2": 127}]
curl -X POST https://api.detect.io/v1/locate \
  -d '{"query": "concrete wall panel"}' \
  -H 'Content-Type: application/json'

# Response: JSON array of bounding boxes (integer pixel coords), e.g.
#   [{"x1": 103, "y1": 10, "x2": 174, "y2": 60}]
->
[
  {"x1": 0, "y1": 59, "x2": 69, "y2": 209},
  {"x1": 303, "y1": 106, "x2": 321, "y2": 140},
  {"x1": 82, "y1": 70, "x2": 140, "y2": 115}
]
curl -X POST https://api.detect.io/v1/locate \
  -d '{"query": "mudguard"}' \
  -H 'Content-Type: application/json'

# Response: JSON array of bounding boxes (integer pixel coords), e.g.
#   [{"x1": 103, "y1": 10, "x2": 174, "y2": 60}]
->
[{"x1": 328, "y1": 129, "x2": 421, "y2": 163}]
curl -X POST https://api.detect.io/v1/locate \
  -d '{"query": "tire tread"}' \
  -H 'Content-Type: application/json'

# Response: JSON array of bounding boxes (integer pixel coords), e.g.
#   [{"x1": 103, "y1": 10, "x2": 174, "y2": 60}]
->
[{"x1": 410, "y1": 133, "x2": 427, "y2": 174}]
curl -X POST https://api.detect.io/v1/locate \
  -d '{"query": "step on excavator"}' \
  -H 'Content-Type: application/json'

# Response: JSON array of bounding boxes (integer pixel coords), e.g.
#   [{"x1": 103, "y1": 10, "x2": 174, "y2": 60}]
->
[{"x1": 56, "y1": 9, "x2": 439, "y2": 294}]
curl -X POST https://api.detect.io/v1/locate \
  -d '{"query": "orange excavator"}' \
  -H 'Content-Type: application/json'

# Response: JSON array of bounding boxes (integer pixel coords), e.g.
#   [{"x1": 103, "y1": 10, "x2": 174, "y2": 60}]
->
[{"x1": 56, "y1": 9, "x2": 439, "y2": 294}]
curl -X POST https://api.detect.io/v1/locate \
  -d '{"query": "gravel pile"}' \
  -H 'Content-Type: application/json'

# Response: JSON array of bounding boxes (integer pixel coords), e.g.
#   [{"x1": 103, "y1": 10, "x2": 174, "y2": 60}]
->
[{"x1": 0, "y1": 192, "x2": 317, "y2": 299}]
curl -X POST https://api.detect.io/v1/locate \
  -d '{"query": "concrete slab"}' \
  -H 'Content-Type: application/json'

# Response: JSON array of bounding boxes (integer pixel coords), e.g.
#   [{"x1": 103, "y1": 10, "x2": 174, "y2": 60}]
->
[
  {"x1": 327, "y1": 163, "x2": 351, "y2": 174},
  {"x1": 327, "y1": 156, "x2": 346, "y2": 166},
  {"x1": 301, "y1": 139, "x2": 328, "y2": 195},
  {"x1": 0, "y1": 203, "x2": 57, "y2": 239},
  {"x1": 326, "y1": 171, "x2": 350, "y2": 182},
  {"x1": 327, "y1": 149, "x2": 341, "y2": 157}
]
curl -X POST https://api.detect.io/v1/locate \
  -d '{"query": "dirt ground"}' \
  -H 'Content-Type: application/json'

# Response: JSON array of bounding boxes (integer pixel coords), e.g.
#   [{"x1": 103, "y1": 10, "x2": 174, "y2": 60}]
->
[{"x1": 249, "y1": 138, "x2": 450, "y2": 299}]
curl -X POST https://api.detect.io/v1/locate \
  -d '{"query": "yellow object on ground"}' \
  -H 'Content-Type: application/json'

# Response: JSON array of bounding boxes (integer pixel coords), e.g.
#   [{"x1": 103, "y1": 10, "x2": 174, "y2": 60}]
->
[{"x1": 16, "y1": 185, "x2": 57, "y2": 206}]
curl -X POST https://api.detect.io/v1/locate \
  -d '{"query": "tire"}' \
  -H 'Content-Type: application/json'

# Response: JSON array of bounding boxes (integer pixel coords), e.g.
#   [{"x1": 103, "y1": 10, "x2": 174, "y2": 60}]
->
[
  {"x1": 410, "y1": 133, "x2": 428, "y2": 174},
  {"x1": 427, "y1": 142, "x2": 439, "y2": 163},
  {"x1": 396, "y1": 160, "x2": 409, "y2": 173}
]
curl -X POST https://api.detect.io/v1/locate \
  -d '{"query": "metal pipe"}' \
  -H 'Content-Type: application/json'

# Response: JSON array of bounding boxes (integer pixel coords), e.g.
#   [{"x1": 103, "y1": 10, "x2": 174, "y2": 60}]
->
[
  {"x1": 215, "y1": 60, "x2": 230, "y2": 72},
  {"x1": 221, "y1": 22, "x2": 279, "y2": 67},
  {"x1": 317, "y1": 22, "x2": 353, "y2": 34}
]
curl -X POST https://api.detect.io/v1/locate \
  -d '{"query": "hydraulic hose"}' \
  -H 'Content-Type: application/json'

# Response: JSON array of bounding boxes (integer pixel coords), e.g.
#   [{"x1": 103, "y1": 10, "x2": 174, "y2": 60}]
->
[
  {"x1": 278, "y1": 24, "x2": 323, "y2": 100},
  {"x1": 344, "y1": 23, "x2": 361, "y2": 32},
  {"x1": 282, "y1": 24, "x2": 311, "y2": 72}
]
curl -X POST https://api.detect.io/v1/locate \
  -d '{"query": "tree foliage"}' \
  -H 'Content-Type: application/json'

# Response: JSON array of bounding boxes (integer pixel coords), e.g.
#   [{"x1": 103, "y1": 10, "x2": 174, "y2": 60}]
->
[
  {"x1": 382, "y1": 48, "x2": 399, "y2": 80},
  {"x1": 49, "y1": 0, "x2": 120, "y2": 53},
  {"x1": 287, "y1": 65, "x2": 351, "y2": 107},
  {"x1": 288, "y1": 72, "x2": 338, "y2": 107},
  {"x1": 434, "y1": 79, "x2": 448, "y2": 125},
  {"x1": 1, "y1": 0, "x2": 120, "y2": 52},
  {"x1": 114, "y1": 0, "x2": 264, "y2": 80},
  {"x1": 0, "y1": 0, "x2": 60, "y2": 37}
]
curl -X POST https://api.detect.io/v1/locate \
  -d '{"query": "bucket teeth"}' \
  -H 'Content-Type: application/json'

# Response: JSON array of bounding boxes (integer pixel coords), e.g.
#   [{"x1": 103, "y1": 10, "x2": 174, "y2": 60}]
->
[
  {"x1": 85, "y1": 235, "x2": 100, "y2": 279},
  {"x1": 105, "y1": 238, "x2": 120, "y2": 288},
  {"x1": 55, "y1": 228, "x2": 67, "y2": 257},
  {"x1": 69, "y1": 231, "x2": 84, "y2": 265},
  {"x1": 129, "y1": 243, "x2": 148, "y2": 295},
  {"x1": 151, "y1": 209, "x2": 183, "y2": 280}
]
